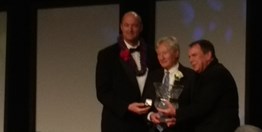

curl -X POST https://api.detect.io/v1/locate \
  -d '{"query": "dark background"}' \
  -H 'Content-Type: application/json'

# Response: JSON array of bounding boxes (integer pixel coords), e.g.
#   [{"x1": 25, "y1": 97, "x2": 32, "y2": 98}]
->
[{"x1": 0, "y1": 0, "x2": 261, "y2": 132}]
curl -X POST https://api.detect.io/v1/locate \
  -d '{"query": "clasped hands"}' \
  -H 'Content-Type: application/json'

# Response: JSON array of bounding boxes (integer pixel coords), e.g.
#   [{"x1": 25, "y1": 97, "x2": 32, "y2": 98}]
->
[{"x1": 150, "y1": 100, "x2": 176, "y2": 127}]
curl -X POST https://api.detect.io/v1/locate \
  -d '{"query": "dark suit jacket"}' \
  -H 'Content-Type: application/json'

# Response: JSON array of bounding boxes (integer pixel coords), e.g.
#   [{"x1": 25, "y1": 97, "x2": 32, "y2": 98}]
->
[
  {"x1": 95, "y1": 42, "x2": 160, "y2": 132},
  {"x1": 144, "y1": 64, "x2": 197, "y2": 132},
  {"x1": 176, "y1": 59, "x2": 240, "y2": 132}
]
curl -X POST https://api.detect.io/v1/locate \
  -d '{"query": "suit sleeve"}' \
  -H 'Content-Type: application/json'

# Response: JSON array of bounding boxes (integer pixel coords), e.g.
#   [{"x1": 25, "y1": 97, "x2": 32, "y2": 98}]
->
[
  {"x1": 176, "y1": 68, "x2": 230, "y2": 123},
  {"x1": 95, "y1": 49, "x2": 129, "y2": 118}
]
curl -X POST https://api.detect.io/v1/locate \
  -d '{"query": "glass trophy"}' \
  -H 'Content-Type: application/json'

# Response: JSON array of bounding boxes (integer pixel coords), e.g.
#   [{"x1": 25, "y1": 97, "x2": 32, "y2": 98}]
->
[
  {"x1": 153, "y1": 82, "x2": 184, "y2": 131},
  {"x1": 154, "y1": 82, "x2": 184, "y2": 110}
]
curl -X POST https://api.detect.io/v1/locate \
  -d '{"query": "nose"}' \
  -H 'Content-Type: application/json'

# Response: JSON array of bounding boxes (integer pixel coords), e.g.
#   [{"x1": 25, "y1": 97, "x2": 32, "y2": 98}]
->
[
  {"x1": 127, "y1": 25, "x2": 133, "y2": 32},
  {"x1": 157, "y1": 54, "x2": 163, "y2": 61}
]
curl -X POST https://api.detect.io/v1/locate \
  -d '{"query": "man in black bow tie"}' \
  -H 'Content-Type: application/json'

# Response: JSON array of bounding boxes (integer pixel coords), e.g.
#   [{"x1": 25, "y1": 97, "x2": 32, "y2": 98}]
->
[{"x1": 95, "y1": 11, "x2": 160, "y2": 132}]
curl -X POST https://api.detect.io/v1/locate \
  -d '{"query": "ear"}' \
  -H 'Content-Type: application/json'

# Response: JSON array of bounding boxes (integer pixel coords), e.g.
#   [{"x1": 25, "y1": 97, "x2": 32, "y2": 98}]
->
[
  {"x1": 173, "y1": 50, "x2": 180, "y2": 61},
  {"x1": 175, "y1": 50, "x2": 179, "y2": 58},
  {"x1": 205, "y1": 51, "x2": 212, "y2": 60},
  {"x1": 120, "y1": 24, "x2": 123, "y2": 31},
  {"x1": 140, "y1": 24, "x2": 143, "y2": 32}
]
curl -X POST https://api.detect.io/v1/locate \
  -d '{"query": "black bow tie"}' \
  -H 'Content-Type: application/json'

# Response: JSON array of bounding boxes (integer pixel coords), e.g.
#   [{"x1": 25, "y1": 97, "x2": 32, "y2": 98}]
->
[{"x1": 129, "y1": 46, "x2": 140, "y2": 53}]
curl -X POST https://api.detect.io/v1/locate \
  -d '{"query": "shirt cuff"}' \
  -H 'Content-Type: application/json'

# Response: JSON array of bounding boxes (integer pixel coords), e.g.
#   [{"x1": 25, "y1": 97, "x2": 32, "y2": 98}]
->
[{"x1": 147, "y1": 111, "x2": 154, "y2": 121}]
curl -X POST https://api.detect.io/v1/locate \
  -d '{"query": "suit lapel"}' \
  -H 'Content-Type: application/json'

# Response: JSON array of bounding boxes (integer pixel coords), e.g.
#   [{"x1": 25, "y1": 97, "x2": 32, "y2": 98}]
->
[
  {"x1": 142, "y1": 69, "x2": 164, "y2": 98},
  {"x1": 178, "y1": 64, "x2": 186, "y2": 84},
  {"x1": 119, "y1": 58, "x2": 141, "y2": 94}
]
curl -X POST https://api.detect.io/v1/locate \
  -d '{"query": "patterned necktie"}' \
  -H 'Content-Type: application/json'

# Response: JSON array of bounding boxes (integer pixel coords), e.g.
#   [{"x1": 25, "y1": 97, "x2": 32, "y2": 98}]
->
[{"x1": 163, "y1": 71, "x2": 170, "y2": 86}]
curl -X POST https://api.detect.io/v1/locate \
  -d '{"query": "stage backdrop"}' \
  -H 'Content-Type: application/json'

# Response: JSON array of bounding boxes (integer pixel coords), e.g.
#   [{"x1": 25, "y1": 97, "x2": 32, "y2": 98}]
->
[
  {"x1": 36, "y1": 5, "x2": 119, "y2": 132},
  {"x1": 37, "y1": 1, "x2": 246, "y2": 132},
  {"x1": 0, "y1": 11, "x2": 6, "y2": 132}
]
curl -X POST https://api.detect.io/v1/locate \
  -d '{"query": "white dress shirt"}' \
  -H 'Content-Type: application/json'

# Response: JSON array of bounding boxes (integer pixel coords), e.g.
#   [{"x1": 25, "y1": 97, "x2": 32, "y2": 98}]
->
[{"x1": 124, "y1": 40, "x2": 148, "y2": 95}]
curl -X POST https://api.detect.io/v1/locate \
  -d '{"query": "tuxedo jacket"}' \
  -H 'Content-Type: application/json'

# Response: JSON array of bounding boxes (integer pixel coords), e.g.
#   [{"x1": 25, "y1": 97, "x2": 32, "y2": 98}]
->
[
  {"x1": 95, "y1": 43, "x2": 160, "y2": 132},
  {"x1": 176, "y1": 59, "x2": 240, "y2": 132},
  {"x1": 144, "y1": 64, "x2": 197, "y2": 132}
]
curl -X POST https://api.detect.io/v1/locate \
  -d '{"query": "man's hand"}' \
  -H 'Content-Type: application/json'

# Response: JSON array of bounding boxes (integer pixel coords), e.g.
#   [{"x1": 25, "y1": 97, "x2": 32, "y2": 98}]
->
[
  {"x1": 156, "y1": 100, "x2": 177, "y2": 127},
  {"x1": 150, "y1": 112, "x2": 161, "y2": 124},
  {"x1": 128, "y1": 102, "x2": 150, "y2": 115},
  {"x1": 164, "y1": 116, "x2": 176, "y2": 127},
  {"x1": 157, "y1": 100, "x2": 176, "y2": 117},
  {"x1": 149, "y1": 111, "x2": 176, "y2": 127}
]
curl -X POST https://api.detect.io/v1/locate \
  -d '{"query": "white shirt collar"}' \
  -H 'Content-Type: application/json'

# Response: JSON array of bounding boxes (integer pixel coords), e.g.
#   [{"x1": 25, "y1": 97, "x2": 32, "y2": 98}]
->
[
  {"x1": 124, "y1": 40, "x2": 140, "y2": 49},
  {"x1": 165, "y1": 63, "x2": 179, "y2": 74}
]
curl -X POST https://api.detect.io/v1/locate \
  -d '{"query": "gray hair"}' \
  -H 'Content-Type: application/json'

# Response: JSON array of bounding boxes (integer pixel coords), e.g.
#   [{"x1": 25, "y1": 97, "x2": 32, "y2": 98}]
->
[{"x1": 155, "y1": 36, "x2": 180, "y2": 56}]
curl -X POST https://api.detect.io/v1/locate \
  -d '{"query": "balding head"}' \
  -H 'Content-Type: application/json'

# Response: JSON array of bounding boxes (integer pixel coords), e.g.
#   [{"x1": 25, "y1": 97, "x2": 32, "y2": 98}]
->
[{"x1": 121, "y1": 11, "x2": 142, "y2": 25}]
